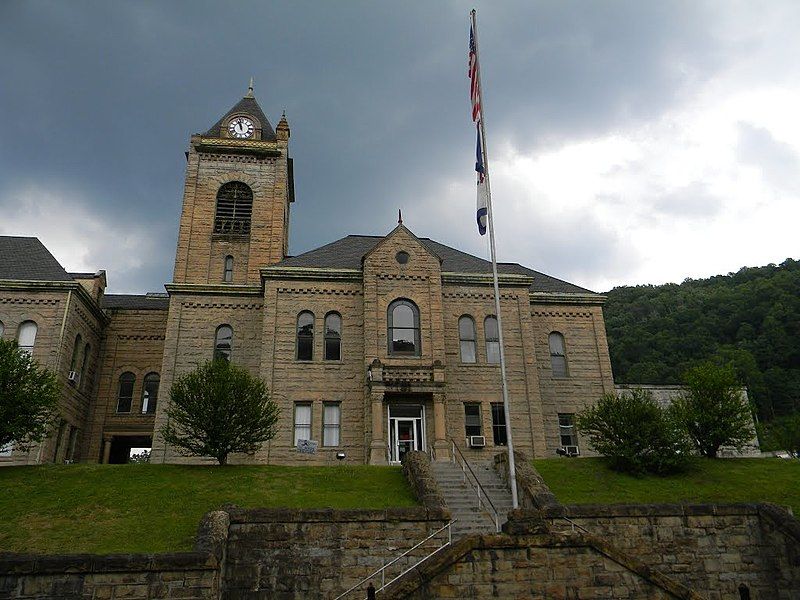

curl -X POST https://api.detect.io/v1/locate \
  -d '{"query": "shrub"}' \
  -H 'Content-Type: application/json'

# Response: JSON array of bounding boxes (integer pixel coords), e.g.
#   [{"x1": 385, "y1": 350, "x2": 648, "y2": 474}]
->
[{"x1": 576, "y1": 388, "x2": 691, "y2": 474}]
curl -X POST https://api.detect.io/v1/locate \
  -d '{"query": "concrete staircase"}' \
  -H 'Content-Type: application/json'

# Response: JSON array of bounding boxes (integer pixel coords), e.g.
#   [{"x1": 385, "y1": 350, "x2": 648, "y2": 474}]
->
[{"x1": 430, "y1": 459, "x2": 514, "y2": 538}]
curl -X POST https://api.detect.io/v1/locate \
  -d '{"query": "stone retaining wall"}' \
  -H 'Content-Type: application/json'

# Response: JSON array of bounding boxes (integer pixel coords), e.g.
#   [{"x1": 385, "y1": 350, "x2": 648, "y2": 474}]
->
[
  {"x1": 222, "y1": 507, "x2": 450, "y2": 600},
  {"x1": 0, "y1": 511, "x2": 229, "y2": 600}
]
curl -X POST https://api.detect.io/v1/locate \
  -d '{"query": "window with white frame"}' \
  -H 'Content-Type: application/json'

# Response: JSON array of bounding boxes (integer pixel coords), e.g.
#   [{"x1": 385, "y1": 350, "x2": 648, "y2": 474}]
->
[
  {"x1": 558, "y1": 413, "x2": 578, "y2": 449},
  {"x1": 464, "y1": 403, "x2": 482, "y2": 437},
  {"x1": 323, "y1": 402, "x2": 341, "y2": 446},
  {"x1": 17, "y1": 320, "x2": 38, "y2": 355},
  {"x1": 293, "y1": 402, "x2": 312, "y2": 445},
  {"x1": 484, "y1": 316, "x2": 500, "y2": 364},
  {"x1": 549, "y1": 332, "x2": 568, "y2": 377},
  {"x1": 458, "y1": 316, "x2": 477, "y2": 363}
]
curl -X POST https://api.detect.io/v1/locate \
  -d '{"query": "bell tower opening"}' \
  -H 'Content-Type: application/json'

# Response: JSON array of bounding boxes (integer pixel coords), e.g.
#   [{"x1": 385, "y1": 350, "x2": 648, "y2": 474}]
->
[{"x1": 172, "y1": 82, "x2": 294, "y2": 286}]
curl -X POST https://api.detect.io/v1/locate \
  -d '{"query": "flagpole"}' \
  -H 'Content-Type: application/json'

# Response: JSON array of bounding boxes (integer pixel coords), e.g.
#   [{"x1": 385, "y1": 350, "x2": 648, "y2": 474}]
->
[{"x1": 470, "y1": 9, "x2": 519, "y2": 510}]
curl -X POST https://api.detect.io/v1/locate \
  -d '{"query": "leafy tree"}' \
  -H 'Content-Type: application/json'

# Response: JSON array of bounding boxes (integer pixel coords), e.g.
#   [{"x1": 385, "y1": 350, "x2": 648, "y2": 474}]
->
[
  {"x1": 672, "y1": 362, "x2": 754, "y2": 458},
  {"x1": 0, "y1": 339, "x2": 59, "y2": 451},
  {"x1": 576, "y1": 388, "x2": 691, "y2": 475},
  {"x1": 161, "y1": 359, "x2": 279, "y2": 465}
]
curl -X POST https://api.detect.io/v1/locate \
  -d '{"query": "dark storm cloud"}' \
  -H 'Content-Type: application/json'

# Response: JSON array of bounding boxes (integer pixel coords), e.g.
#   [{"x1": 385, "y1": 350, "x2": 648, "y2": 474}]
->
[{"x1": 0, "y1": 1, "x2": 772, "y2": 292}]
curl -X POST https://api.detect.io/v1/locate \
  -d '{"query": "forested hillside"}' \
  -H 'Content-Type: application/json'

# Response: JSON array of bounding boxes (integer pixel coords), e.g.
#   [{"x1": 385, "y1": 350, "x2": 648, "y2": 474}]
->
[{"x1": 604, "y1": 258, "x2": 800, "y2": 420}]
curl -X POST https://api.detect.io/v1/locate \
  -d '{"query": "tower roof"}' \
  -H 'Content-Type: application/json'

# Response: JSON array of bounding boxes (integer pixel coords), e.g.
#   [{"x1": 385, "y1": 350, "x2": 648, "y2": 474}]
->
[{"x1": 204, "y1": 92, "x2": 277, "y2": 141}]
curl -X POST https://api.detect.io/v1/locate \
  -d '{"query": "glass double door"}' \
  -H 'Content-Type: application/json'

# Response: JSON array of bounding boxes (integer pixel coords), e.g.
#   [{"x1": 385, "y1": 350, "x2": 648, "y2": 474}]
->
[{"x1": 388, "y1": 405, "x2": 425, "y2": 464}]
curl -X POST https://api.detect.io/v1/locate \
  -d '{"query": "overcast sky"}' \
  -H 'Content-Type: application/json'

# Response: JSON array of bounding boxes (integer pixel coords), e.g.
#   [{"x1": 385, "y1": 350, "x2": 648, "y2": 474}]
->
[{"x1": 1, "y1": 1, "x2": 798, "y2": 294}]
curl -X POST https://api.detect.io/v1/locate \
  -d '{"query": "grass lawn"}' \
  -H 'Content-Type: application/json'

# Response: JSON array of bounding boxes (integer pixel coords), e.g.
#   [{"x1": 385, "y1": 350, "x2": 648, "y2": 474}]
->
[
  {"x1": 0, "y1": 464, "x2": 417, "y2": 555},
  {"x1": 533, "y1": 457, "x2": 800, "y2": 516}
]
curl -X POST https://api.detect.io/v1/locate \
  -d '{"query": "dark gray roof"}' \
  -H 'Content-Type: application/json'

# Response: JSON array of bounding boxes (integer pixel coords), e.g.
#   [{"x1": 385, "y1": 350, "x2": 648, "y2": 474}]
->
[
  {"x1": 275, "y1": 235, "x2": 595, "y2": 294},
  {"x1": 102, "y1": 294, "x2": 169, "y2": 310},
  {"x1": 0, "y1": 236, "x2": 73, "y2": 282},
  {"x1": 205, "y1": 96, "x2": 276, "y2": 140}
]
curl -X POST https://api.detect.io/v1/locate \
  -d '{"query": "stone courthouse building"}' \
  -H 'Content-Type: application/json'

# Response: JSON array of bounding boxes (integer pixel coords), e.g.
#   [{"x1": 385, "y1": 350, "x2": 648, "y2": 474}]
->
[{"x1": 0, "y1": 88, "x2": 615, "y2": 466}]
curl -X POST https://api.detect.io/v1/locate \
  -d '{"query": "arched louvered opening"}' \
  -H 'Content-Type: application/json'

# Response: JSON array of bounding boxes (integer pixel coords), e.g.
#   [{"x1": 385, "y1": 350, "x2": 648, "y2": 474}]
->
[{"x1": 214, "y1": 182, "x2": 253, "y2": 235}]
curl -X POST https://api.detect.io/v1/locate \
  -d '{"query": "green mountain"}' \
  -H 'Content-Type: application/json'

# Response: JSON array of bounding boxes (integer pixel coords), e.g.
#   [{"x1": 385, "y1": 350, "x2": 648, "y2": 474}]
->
[{"x1": 604, "y1": 258, "x2": 800, "y2": 420}]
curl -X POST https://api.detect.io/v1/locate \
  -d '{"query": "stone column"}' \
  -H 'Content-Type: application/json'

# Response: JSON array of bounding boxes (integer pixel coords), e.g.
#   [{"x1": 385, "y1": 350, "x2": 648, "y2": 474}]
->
[
  {"x1": 432, "y1": 391, "x2": 450, "y2": 460},
  {"x1": 102, "y1": 438, "x2": 112, "y2": 464},
  {"x1": 368, "y1": 390, "x2": 386, "y2": 464}
]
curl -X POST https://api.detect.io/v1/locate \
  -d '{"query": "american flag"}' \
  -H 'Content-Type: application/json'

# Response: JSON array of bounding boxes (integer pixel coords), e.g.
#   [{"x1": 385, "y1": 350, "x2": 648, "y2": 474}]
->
[{"x1": 469, "y1": 24, "x2": 481, "y2": 123}]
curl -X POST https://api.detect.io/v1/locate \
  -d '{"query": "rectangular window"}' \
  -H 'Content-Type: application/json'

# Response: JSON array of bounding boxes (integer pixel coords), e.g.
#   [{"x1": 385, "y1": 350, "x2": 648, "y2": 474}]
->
[
  {"x1": 491, "y1": 403, "x2": 507, "y2": 446},
  {"x1": 558, "y1": 413, "x2": 578, "y2": 448},
  {"x1": 464, "y1": 403, "x2": 482, "y2": 437},
  {"x1": 293, "y1": 403, "x2": 312, "y2": 445},
  {"x1": 323, "y1": 402, "x2": 341, "y2": 447}
]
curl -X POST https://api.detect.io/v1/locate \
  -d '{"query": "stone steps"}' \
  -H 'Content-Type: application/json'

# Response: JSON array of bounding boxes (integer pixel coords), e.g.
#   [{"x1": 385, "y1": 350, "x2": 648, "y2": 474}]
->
[{"x1": 430, "y1": 459, "x2": 513, "y2": 538}]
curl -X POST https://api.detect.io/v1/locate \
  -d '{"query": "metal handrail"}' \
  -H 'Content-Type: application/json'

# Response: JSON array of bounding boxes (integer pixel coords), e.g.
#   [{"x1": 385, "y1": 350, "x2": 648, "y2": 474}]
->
[
  {"x1": 450, "y1": 439, "x2": 502, "y2": 532},
  {"x1": 332, "y1": 519, "x2": 456, "y2": 600}
]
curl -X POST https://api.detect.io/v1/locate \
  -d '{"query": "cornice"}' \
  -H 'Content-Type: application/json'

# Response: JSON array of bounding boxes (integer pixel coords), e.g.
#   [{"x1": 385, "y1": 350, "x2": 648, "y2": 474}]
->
[
  {"x1": 165, "y1": 283, "x2": 263, "y2": 296},
  {"x1": 260, "y1": 267, "x2": 363, "y2": 282},
  {"x1": 442, "y1": 272, "x2": 534, "y2": 287},
  {"x1": 194, "y1": 136, "x2": 281, "y2": 158},
  {"x1": 529, "y1": 292, "x2": 606, "y2": 306},
  {"x1": 0, "y1": 280, "x2": 109, "y2": 323}
]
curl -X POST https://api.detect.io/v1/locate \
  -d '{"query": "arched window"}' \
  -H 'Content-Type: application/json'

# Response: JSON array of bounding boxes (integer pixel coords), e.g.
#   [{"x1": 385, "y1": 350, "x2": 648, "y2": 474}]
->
[
  {"x1": 141, "y1": 372, "x2": 160, "y2": 415},
  {"x1": 80, "y1": 343, "x2": 91, "y2": 390},
  {"x1": 117, "y1": 372, "x2": 135, "y2": 413},
  {"x1": 324, "y1": 312, "x2": 342, "y2": 361},
  {"x1": 223, "y1": 255, "x2": 234, "y2": 282},
  {"x1": 458, "y1": 316, "x2": 477, "y2": 363},
  {"x1": 214, "y1": 325, "x2": 233, "y2": 361},
  {"x1": 484, "y1": 316, "x2": 500, "y2": 364},
  {"x1": 388, "y1": 299, "x2": 420, "y2": 356},
  {"x1": 549, "y1": 332, "x2": 568, "y2": 377},
  {"x1": 0, "y1": 320, "x2": 5, "y2": 337},
  {"x1": 297, "y1": 311, "x2": 314, "y2": 361},
  {"x1": 17, "y1": 321, "x2": 38, "y2": 355},
  {"x1": 214, "y1": 182, "x2": 253, "y2": 235}
]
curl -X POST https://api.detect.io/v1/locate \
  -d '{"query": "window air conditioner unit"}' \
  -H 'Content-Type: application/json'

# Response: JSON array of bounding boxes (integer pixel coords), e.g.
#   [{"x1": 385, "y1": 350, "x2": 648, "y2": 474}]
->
[
  {"x1": 562, "y1": 445, "x2": 580, "y2": 457},
  {"x1": 68, "y1": 371, "x2": 79, "y2": 384},
  {"x1": 468, "y1": 435, "x2": 486, "y2": 448}
]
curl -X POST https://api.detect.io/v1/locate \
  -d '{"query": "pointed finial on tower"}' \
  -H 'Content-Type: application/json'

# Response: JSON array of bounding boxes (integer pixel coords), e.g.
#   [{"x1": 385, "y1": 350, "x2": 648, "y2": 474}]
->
[
  {"x1": 398, "y1": 209, "x2": 403, "y2": 224},
  {"x1": 246, "y1": 76, "x2": 254, "y2": 98}
]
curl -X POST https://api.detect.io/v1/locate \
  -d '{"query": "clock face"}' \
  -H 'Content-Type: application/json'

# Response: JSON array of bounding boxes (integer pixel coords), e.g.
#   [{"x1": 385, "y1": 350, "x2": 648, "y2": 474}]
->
[{"x1": 228, "y1": 116, "x2": 255, "y2": 139}]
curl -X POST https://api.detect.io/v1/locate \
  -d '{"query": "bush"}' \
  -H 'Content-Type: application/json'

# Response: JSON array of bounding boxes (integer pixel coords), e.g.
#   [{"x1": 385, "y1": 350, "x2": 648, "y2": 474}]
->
[
  {"x1": 160, "y1": 359, "x2": 280, "y2": 465},
  {"x1": 759, "y1": 413, "x2": 800, "y2": 457},
  {"x1": 576, "y1": 388, "x2": 692, "y2": 474},
  {"x1": 672, "y1": 362, "x2": 754, "y2": 458}
]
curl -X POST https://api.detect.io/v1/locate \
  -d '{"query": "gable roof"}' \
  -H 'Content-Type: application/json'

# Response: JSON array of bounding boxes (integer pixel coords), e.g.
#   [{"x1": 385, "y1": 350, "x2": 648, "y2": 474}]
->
[
  {"x1": 204, "y1": 95, "x2": 277, "y2": 140},
  {"x1": 275, "y1": 235, "x2": 595, "y2": 294},
  {"x1": 0, "y1": 236, "x2": 73, "y2": 282}
]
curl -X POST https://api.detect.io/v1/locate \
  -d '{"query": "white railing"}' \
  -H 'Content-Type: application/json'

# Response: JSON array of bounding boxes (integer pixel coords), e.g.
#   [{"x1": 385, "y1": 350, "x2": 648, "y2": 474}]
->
[
  {"x1": 332, "y1": 519, "x2": 456, "y2": 600},
  {"x1": 451, "y1": 440, "x2": 502, "y2": 533}
]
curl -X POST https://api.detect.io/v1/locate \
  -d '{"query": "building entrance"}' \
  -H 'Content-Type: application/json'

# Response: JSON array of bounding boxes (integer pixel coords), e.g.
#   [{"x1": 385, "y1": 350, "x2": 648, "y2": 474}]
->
[{"x1": 388, "y1": 404, "x2": 425, "y2": 464}]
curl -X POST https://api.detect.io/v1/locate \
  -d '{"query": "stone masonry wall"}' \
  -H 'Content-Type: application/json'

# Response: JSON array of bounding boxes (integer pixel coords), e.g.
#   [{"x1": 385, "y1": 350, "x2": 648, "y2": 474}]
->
[
  {"x1": 222, "y1": 508, "x2": 449, "y2": 600},
  {"x1": 542, "y1": 503, "x2": 800, "y2": 600},
  {"x1": 0, "y1": 511, "x2": 228, "y2": 600}
]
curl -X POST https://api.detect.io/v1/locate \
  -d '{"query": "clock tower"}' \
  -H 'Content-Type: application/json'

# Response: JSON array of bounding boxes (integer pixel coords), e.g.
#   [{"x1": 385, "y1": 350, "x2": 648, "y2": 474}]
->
[{"x1": 171, "y1": 82, "x2": 294, "y2": 285}]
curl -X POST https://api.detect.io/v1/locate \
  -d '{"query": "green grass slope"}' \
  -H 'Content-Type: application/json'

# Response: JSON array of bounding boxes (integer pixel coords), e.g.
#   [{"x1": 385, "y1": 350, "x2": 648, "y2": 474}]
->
[
  {"x1": 0, "y1": 464, "x2": 417, "y2": 555},
  {"x1": 533, "y1": 457, "x2": 800, "y2": 515}
]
